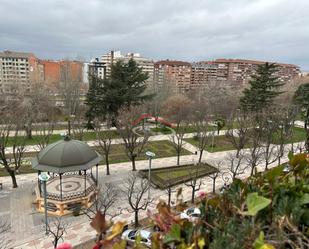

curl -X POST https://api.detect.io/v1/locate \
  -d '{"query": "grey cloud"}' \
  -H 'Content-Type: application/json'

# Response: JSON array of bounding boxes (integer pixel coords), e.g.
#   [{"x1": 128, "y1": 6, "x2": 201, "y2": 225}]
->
[{"x1": 0, "y1": 0, "x2": 308, "y2": 70}]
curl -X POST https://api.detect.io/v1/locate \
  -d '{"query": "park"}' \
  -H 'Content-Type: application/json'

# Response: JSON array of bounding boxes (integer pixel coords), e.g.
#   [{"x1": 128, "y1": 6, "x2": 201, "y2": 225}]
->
[{"x1": 0, "y1": 60, "x2": 308, "y2": 249}]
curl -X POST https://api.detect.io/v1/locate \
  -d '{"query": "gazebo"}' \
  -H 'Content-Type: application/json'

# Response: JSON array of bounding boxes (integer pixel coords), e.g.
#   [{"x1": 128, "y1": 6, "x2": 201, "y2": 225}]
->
[{"x1": 32, "y1": 136, "x2": 103, "y2": 216}]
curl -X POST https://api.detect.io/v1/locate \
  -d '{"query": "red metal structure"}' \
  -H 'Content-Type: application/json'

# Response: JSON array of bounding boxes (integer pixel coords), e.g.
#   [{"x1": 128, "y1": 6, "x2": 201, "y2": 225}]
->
[{"x1": 133, "y1": 114, "x2": 175, "y2": 128}]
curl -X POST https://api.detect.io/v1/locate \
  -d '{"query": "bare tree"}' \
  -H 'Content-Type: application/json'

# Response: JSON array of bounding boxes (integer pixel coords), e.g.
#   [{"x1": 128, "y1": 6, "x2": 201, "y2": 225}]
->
[
  {"x1": 208, "y1": 160, "x2": 224, "y2": 193},
  {"x1": 116, "y1": 106, "x2": 149, "y2": 171},
  {"x1": 71, "y1": 108, "x2": 86, "y2": 141},
  {"x1": 59, "y1": 61, "x2": 83, "y2": 118},
  {"x1": 199, "y1": 81, "x2": 241, "y2": 120},
  {"x1": 163, "y1": 94, "x2": 192, "y2": 165},
  {"x1": 94, "y1": 119, "x2": 112, "y2": 175},
  {"x1": 164, "y1": 170, "x2": 177, "y2": 207},
  {"x1": 191, "y1": 105, "x2": 212, "y2": 162},
  {"x1": 46, "y1": 217, "x2": 69, "y2": 249},
  {"x1": 275, "y1": 107, "x2": 296, "y2": 165},
  {"x1": 246, "y1": 126, "x2": 264, "y2": 176},
  {"x1": 225, "y1": 111, "x2": 252, "y2": 158},
  {"x1": 0, "y1": 117, "x2": 26, "y2": 188},
  {"x1": 184, "y1": 164, "x2": 203, "y2": 204},
  {"x1": 21, "y1": 82, "x2": 54, "y2": 139},
  {"x1": 85, "y1": 183, "x2": 119, "y2": 219},
  {"x1": 0, "y1": 217, "x2": 10, "y2": 249},
  {"x1": 122, "y1": 173, "x2": 151, "y2": 227},
  {"x1": 225, "y1": 152, "x2": 246, "y2": 181},
  {"x1": 34, "y1": 121, "x2": 55, "y2": 150},
  {"x1": 259, "y1": 111, "x2": 280, "y2": 170}
]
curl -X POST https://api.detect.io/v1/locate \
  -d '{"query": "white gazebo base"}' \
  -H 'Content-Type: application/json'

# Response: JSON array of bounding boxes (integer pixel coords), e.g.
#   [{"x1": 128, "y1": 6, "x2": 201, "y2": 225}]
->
[{"x1": 35, "y1": 175, "x2": 97, "y2": 216}]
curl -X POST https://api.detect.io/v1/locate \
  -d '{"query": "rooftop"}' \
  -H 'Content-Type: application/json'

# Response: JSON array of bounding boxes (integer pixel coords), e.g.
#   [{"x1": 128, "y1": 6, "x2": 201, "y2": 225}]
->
[
  {"x1": 155, "y1": 60, "x2": 191, "y2": 67},
  {"x1": 0, "y1": 50, "x2": 35, "y2": 58}
]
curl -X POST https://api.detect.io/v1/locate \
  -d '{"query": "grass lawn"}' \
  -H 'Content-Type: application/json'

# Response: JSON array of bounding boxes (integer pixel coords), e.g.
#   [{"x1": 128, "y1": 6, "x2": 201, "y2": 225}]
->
[
  {"x1": 185, "y1": 136, "x2": 250, "y2": 153},
  {"x1": 0, "y1": 164, "x2": 35, "y2": 177},
  {"x1": 139, "y1": 163, "x2": 217, "y2": 189},
  {"x1": 151, "y1": 126, "x2": 173, "y2": 134},
  {"x1": 0, "y1": 140, "x2": 192, "y2": 177},
  {"x1": 6, "y1": 130, "x2": 119, "y2": 147},
  {"x1": 178, "y1": 125, "x2": 217, "y2": 133},
  {"x1": 271, "y1": 127, "x2": 306, "y2": 144},
  {"x1": 96, "y1": 140, "x2": 192, "y2": 164}
]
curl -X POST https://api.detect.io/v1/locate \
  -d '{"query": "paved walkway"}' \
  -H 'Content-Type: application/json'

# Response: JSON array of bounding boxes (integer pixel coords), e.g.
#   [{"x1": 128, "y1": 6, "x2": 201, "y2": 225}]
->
[
  {"x1": 4, "y1": 129, "x2": 232, "y2": 154},
  {"x1": 0, "y1": 133, "x2": 304, "y2": 248}
]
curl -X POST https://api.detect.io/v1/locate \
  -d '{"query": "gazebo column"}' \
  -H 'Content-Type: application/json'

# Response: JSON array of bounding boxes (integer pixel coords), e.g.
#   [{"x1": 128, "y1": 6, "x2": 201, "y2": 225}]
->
[
  {"x1": 84, "y1": 170, "x2": 87, "y2": 196},
  {"x1": 96, "y1": 164, "x2": 98, "y2": 186},
  {"x1": 59, "y1": 173, "x2": 63, "y2": 201},
  {"x1": 38, "y1": 170, "x2": 42, "y2": 195}
]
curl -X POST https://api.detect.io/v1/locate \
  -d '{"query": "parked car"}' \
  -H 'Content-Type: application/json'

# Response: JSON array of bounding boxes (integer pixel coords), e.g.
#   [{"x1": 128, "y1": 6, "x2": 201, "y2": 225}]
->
[
  {"x1": 121, "y1": 229, "x2": 152, "y2": 248},
  {"x1": 180, "y1": 207, "x2": 201, "y2": 222}
]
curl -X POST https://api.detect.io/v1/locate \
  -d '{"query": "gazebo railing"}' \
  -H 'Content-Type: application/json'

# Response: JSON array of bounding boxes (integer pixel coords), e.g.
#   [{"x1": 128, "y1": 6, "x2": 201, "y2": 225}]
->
[{"x1": 44, "y1": 183, "x2": 96, "y2": 201}]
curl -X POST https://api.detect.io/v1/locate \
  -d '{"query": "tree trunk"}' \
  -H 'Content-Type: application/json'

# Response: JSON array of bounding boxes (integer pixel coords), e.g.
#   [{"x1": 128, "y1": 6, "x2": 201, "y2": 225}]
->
[
  {"x1": 191, "y1": 187, "x2": 195, "y2": 204},
  {"x1": 167, "y1": 189, "x2": 171, "y2": 207},
  {"x1": 305, "y1": 110, "x2": 309, "y2": 152},
  {"x1": 105, "y1": 154, "x2": 110, "y2": 175},
  {"x1": 212, "y1": 178, "x2": 216, "y2": 193},
  {"x1": 198, "y1": 149, "x2": 203, "y2": 163},
  {"x1": 236, "y1": 149, "x2": 240, "y2": 158},
  {"x1": 53, "y1": 238, "x2": 59, "y2": 249},
  {"x1": 177, "y1": 151, "x2": 180, "y2": 166},
  {"x1": 250, "y1": 165, "x2": 255, "y2": 176},
  {"x1": 132, "y1": 156, "x2": 136, "y2": 171},
  {"x1": 265, "y1": 161, "x2": 269, "y2": 171},
  {"x1": 26, "y1": 128, "x2": 32, "y2": 139},
  {"x1": 8, "y1": 170, "x2": 18, "y2": 188},
  {"x1": 134, "y1": 210, "x2": 139, "y2": 228}
]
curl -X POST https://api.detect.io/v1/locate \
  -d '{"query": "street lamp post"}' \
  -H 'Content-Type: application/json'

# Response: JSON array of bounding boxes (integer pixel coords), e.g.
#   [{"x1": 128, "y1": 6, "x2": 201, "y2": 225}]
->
[
  {"x1": 146, "y1": 151, "x2": 155, "y2": 201},
  {"x1": 39, "y1": 172, "x2": 50, "y2": 235}
]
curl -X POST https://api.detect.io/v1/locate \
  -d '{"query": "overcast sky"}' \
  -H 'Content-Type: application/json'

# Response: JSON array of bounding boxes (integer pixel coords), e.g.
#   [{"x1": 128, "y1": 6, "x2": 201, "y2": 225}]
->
[{"x1": 1, "y1": 0, "x2": 309, "y2": 70}]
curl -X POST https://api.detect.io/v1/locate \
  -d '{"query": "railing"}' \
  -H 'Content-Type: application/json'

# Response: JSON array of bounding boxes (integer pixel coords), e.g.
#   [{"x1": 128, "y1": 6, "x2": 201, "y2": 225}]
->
[{"x1": 41, "y1": 177, "x2": 97, "y2": 201}]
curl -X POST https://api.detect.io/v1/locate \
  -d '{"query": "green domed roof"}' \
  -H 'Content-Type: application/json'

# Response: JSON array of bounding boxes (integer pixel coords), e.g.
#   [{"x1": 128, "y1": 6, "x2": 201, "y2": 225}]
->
[{"x1": 32, "y1": 138, "x2": 102, "y2": 173}]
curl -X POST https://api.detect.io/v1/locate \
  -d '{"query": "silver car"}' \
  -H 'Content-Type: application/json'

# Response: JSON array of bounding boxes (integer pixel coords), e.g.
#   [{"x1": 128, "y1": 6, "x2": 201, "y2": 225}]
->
[{"x1": 121, "y1": 229, "x2": 152, "y2": 248}]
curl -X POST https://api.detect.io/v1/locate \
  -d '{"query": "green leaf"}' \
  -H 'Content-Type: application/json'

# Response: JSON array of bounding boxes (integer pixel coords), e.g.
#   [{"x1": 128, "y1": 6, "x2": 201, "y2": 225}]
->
[
  {"x1": 265, "y1": 165, "x2": 284, "y2": 182},
  {"x1": 163, "y1": 224, "x2": 181, "y2": 244},
  {"x1": 288, "y1": 151, "x2": 294, "y2": 160},
  {"x1": 243, "y1": 192, "x2": 271, "y2": 216},
  {"x1": 253, "y1": 231, "x2": 275, "y2": 249},
  {"x1": 253, "y1": 231, "x2": 265, "y2": 248},
  {"x1": 300, "y1": 193, "x2": 309, "y2": 206}
]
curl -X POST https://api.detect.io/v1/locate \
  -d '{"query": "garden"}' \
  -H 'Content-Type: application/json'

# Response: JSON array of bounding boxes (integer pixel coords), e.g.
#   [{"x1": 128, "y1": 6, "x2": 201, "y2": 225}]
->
[{"x1": 139, "y1": 163, "x2": 217, "y2": 189}]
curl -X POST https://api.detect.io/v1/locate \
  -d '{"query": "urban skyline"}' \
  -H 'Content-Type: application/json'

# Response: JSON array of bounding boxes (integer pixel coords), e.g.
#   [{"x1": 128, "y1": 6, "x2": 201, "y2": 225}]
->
[{"x1": 0, "y1": 0, "x2": 309, "y2": 70}]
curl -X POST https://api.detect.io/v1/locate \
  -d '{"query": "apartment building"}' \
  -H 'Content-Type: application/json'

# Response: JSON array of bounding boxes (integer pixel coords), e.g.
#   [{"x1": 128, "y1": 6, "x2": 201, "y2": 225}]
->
[
  {"x1": 0, "y1": 51, "x2": 43, "y2": 94},
  {"x1": 40, "y1": 60, "x2": 84, "y2": 91},
  {"x1": 191, "y1": 59, "x2": 301, "y2": 88},
  {"x1": 154, "y1": 60, "x2": 192, "y2": 90},
  {"x1": 88, "y1": 51, "x2": 154, "y2": 85}
]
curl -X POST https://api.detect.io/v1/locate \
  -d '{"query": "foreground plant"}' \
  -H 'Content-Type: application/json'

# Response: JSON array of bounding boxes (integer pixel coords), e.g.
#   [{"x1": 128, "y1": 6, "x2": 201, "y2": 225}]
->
[{"x1": 90, "y1": 152, "x2": 309, "y2": 249}]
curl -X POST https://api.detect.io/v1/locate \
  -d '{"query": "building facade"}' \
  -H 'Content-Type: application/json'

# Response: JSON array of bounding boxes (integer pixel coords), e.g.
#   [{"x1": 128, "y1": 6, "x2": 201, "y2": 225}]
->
[
  {"x1": 191, "y1": 59, "x2": 301, "y2": 88},
  {"x1": 88, "y1": 51, "x2": 154, "y2": 85},
  {"x1": 0, "y1": 51, "x2": 44, "y2": 94},
  {"x1": 39, "y1": 60, "x2": 84, "y2": 91},
  {"x1": 154, "y1": 60, "x2": 192, "y2": 90}
]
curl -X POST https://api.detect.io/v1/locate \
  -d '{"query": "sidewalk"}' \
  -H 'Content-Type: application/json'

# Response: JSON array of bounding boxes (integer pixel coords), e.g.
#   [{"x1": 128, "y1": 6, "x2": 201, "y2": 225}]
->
[
  {"x1": 4, "y1": 129, "x2": 232, "y2": 154},
  {"x1": 2, "y1": 135, "x2": 302, "y2": 248},
  {"x1": 8, "y1": 141, "x2": 296, "y2": 249}
]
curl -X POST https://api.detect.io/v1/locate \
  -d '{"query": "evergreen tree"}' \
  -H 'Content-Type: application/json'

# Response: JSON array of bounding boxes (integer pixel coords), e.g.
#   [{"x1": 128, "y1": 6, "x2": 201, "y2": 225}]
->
[
  {"x1": 240, "y1": 63, "x2": 284, "y2": 112},
  {"x1": 293, "y1": 83, "x2": 309, "y2": 151},
  {"x1": 85, "y1": 59, "x2": 153, "y2": 124}
]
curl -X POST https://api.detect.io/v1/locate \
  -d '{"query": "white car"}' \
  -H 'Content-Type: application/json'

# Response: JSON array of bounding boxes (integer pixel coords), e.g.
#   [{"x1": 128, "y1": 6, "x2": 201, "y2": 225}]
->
[
  {"x1": 180, "y1": 207, "x2": 201, "y2": 222},
  {"x1": 121, "y1": 229, "x2": 152, "y2": 248}
]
